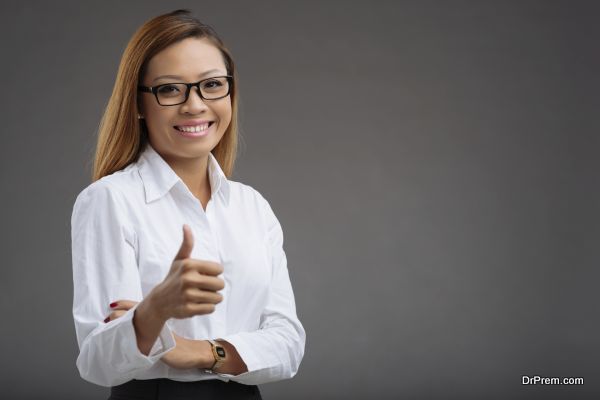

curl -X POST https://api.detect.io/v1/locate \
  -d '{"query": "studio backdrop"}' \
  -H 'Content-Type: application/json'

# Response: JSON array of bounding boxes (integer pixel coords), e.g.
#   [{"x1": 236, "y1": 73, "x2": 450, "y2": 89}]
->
[{"x1": 0, "y1": 1, "x2": 598, "y2": 399}]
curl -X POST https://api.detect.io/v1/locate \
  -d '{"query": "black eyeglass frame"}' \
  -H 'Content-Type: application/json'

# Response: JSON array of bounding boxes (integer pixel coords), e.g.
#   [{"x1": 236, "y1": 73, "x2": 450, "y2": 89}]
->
[{"x1": 138, "y1": 75, "x2": 233, "y2": 106}]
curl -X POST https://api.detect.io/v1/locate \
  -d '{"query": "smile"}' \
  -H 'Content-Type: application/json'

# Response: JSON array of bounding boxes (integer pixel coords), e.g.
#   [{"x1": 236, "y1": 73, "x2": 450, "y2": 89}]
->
[
  {"x1": 174, "y1": 122, "x2": 211, "y2": 133},
  {"x1": 173, "y1": 121, "x2": 214, "y2": 138}
]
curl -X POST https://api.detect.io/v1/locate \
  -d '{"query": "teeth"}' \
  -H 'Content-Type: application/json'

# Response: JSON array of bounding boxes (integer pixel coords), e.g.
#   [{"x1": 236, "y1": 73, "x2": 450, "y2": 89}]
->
[{"x1": 177, "y1": 123, "x2": 209, "y2": 133}]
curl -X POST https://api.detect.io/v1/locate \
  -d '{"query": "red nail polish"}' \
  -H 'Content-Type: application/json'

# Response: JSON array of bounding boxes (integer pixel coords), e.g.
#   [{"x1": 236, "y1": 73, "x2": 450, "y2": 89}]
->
[
  {"x1": 110, "y1": 302, "x2": 118, "y2": 308},
  {"x1": 104, "y1": 317, "x2": 110, "y2": 323}
]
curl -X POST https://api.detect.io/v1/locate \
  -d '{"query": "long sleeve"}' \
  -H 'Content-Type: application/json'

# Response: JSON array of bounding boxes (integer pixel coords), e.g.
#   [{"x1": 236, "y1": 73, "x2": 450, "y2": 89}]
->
[
  {"x1": 71, "y1": 181, "x2": 175, "y2": 387},
  {"x1": 219, "y1": 196, "x2": 306, "y2": 385}
]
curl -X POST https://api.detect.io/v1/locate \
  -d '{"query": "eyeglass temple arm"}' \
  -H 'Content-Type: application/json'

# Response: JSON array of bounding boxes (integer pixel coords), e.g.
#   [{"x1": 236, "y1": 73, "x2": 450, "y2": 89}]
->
[{"x1": 137, "y1": 85, "x2": 154, "y2": 93}]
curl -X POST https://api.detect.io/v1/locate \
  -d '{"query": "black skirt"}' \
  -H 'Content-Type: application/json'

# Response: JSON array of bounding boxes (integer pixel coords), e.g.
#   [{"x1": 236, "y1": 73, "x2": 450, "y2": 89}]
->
[{"x1": 108, "y1": 378, "x2": 262, "y2": 400}]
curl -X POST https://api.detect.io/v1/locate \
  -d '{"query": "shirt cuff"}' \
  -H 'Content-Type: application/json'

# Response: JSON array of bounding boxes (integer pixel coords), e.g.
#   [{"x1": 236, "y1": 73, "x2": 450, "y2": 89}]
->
[{"x1": 112, "y1": 305, "x2": 176, "y2": 371}]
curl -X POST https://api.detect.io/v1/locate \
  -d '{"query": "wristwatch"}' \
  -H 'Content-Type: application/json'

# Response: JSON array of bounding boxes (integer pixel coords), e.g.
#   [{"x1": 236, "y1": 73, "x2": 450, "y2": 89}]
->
[{"x1": 208, "y1": 340, "x2": 226, "y2": 371}]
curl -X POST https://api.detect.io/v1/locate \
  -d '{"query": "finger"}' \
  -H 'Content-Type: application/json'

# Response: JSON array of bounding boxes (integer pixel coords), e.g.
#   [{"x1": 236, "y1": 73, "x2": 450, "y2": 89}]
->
[
  {"x1": 104, "y1": 310, "x2": 127, "y2": 323},
  {"x1": 109, "y1": 300, "x2": 139, "y2": 310},
  {"x1": 174, "y1": 224, "x2": 194, "y2": 261},
  {"x1": 183, "y1": 273, "x2": 225, "y2": 291},
  {"x1": 184, "y1": 303, "x2": 217, "y2": 316},
  {"x1": 183, "y1": 259, "x2": 223, "y2": 276},
  {"x1": 184, "y1": 288, "x2": 224, "y2": 304}
]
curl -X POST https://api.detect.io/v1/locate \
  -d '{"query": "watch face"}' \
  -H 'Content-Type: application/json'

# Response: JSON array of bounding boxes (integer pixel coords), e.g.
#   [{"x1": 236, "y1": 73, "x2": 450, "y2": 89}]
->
[{"x1": 216, "y1": 347, "x2": 226, "y2": 358}]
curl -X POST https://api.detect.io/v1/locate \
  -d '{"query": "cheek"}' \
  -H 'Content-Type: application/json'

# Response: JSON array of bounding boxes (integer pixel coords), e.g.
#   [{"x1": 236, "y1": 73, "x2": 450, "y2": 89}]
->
[
  {"x1": 217, "y1": 100, "x2": 232, "y2": 127},
  {"x1": 145, "y1": 109, "x2": 173, "y2": 138}
]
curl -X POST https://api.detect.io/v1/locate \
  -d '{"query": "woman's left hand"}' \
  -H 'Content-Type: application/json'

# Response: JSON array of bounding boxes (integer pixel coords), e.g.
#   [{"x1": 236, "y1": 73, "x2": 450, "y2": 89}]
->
[
  {"x1": 105, "y1": 299, "x2": 214, "y2": 370},
  {"x1": 104, "y1": 299, "x2": 139, "y2": 322}
]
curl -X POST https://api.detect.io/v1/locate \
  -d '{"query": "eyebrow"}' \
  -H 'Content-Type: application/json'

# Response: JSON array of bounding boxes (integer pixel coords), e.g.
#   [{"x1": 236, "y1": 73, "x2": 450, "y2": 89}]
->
[{"x1": 152, "y1": 69, "x2": 226, "y2": 83}]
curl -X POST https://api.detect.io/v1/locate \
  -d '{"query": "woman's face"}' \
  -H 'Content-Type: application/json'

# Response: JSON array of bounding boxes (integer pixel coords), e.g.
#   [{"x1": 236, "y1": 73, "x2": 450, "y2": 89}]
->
[{"x1": 139, "y1": 37, "x2": 232, "y2": 163}]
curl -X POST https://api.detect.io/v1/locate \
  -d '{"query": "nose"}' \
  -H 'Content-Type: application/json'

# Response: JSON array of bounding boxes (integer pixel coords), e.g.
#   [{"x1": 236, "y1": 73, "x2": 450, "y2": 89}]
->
[{"x1": 181, "y1": 86, "x2": 208, "y2": 114}]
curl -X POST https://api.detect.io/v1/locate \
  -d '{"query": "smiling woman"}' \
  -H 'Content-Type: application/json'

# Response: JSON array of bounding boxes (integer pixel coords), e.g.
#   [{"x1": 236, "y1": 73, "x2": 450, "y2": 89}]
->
[{"x1": 71, "y1": 9, "x2": 305, "y2": 400}]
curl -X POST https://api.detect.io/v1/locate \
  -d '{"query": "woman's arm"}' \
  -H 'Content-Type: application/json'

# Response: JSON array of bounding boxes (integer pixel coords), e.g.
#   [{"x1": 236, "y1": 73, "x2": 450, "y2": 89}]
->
[
  {"x1": 132, "y1": 295, "x2": 169, "y2": 355},
  {"x1": 72, "y1": 182, "x2": 176, "y2": 387},
  {"x1": 108, "y1": 300, "x2": 248, "y2": 374},
  {"x1": 215, "y1": 195, "x2": 306, "y2": 385}
]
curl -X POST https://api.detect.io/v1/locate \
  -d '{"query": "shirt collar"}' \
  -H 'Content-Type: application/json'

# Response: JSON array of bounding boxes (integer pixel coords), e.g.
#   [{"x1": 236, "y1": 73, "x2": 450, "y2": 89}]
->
[{"x1": 137, "y1": 144, "x2": 231, "y2": 205}]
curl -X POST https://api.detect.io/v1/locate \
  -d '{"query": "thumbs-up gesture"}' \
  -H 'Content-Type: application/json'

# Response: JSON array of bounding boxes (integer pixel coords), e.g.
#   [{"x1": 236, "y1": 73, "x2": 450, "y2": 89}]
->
[{"x1": 150, "y1": 224, "x2": 224, "y2": 320}]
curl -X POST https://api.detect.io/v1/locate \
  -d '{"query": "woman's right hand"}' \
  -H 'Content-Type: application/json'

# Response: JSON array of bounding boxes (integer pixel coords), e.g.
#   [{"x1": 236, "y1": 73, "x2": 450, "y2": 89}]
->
[{"x1": 148, "y1": 224, "x2": 224, "y2": 320}]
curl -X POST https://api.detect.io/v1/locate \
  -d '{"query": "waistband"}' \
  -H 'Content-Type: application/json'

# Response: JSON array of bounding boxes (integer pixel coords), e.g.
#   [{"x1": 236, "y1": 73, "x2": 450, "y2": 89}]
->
[{"x1": 109, "y1": 378, "x2": 262, "y2": 400}]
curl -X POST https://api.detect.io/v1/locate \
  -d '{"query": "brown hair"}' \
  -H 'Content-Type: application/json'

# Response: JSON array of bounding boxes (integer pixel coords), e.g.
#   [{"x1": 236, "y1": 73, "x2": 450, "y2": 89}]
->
[{"x1": 92, "y1": 9, "x2": 238, "y2": 181}]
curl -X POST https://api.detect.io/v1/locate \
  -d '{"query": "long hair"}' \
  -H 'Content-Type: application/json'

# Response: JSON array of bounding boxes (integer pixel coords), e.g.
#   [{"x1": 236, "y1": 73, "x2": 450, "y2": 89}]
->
[{"x1": 92, "y1": 9, "x2": 238, "y2": 181}]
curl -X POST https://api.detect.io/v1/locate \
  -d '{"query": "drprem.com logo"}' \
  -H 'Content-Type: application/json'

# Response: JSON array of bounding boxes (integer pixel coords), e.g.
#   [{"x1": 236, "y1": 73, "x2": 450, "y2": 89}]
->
[{"x1": 522, "y1": 375, "x2": 584, "y2": 385}]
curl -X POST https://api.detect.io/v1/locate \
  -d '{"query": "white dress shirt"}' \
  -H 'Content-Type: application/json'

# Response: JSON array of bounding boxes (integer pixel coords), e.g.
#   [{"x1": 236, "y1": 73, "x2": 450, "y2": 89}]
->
[{"x1": 71, "y1": 144, "x2": 305, "y2": 387}]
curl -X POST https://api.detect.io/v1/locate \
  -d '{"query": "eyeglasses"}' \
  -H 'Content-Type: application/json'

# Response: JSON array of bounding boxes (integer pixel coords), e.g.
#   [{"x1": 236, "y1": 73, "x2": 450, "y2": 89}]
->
[{"x1": 138, "y1": 75, "x2": 233, "y2": 106}]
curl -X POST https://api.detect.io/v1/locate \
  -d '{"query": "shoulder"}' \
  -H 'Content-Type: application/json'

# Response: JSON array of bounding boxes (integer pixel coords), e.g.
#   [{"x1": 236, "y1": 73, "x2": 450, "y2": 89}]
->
[
  {"x1": 72, "y1": 165, "x2": 142, "y2": 215},
  {"x1": 227, "y1": 179, "x2": 281, "y2": 231},
  {"x1": 227, "y1": 179, "x2": 271, "y2": 212}
]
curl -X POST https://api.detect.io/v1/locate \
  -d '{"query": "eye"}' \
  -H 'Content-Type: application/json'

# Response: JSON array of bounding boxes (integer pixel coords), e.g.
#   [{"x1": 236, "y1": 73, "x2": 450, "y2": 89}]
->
[
  {"x1": 201, "y1": 79, "x2": 225, "y2": 91},
  {"x1": 156, "y1": 84, "x2": 182, "y2": 97}
]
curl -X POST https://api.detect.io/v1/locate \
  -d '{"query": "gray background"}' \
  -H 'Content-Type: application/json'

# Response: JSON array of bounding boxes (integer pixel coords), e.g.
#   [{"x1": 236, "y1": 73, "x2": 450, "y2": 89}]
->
[{"x1": 1, "y1": 0, "x2": 598, "y2": 399}]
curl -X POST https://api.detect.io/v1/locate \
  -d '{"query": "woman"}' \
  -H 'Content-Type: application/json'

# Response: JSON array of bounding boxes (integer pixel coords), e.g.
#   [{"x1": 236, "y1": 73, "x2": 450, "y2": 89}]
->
[{"x1": 71, "y1": 9, "x2": 305, "y2": 399}]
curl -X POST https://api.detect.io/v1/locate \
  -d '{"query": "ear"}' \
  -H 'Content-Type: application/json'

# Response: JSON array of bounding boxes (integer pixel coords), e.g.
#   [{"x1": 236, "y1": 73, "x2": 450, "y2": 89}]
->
[{"x1": 136, "y1": 92, "x2": 145, "y2": 120}]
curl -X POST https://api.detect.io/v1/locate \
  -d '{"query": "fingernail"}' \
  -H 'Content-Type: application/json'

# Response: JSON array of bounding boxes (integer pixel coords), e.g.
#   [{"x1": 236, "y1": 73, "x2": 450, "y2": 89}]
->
[
  {"x1": 104, "y1": 317, "x2": 110, "y2": 323},
  {"x1": 109, "y1": 302, "x2": 118, "y2": 308}
]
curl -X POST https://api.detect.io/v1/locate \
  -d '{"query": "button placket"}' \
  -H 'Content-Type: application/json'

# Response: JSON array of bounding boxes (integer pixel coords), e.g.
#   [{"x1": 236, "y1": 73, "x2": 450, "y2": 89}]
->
[{"x1": 183, "y1": 191, "x2": 227, "y2": 336}]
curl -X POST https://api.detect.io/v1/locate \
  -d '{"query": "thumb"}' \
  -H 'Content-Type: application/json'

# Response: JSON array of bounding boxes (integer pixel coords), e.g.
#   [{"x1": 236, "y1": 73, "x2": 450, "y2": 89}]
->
[{"x1": 174, "y1": 224, "x2": 194, "y2": 260}]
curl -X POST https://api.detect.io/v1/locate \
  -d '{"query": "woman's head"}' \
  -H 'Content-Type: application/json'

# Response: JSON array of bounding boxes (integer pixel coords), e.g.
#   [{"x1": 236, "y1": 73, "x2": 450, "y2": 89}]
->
[{"x1": 93, "y1": 9, "x2": 238, "y2": 181}]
